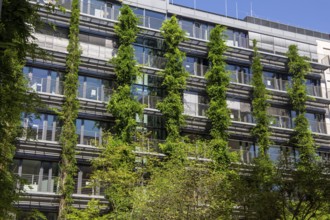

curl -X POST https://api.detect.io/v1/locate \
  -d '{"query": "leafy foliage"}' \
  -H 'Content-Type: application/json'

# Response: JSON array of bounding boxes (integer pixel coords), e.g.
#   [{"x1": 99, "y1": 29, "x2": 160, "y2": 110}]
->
[
  {"x1": 287, "y1": 45, "x2": 316, "y2": 164},
  {"x1": 251, "y1": 39, "x2": 272, "y2": 156},
  {"x1": 108, "y1": 4, "x2": 142, "y2": 142},
  {"x1": 91, "y1": 134, "x2": 138, "y2": 219},
  {"x1": 58, "y1": 0, "x2": 81, "y2": 218},
  {"x1": 205, "y1": 25, "x2": 232, "y2": 167},
  {"x1": 157, "y1": 15, "x2": 188, "y2": 141},
  {"x1": 271, "y1": 44, "x2": 330, "y2": 219},
  {"x1": 132, "y1": 140, "x2": 237, "y2": 219},
  {"x1": 0, "y1": 0, "x2": 41, "y2": 217},
  {"x1": 235, "y1": 40, "x2": 279, "y2": 219},
  {"x1": 67, "y1": 200, "x2": 106, "y2": 220}
]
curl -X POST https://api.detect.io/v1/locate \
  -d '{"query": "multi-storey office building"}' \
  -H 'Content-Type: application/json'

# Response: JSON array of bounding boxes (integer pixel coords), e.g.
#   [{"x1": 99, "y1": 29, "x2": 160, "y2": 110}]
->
[{"x1": 14, "y1": 0, "x2": 330, "y2": 218}]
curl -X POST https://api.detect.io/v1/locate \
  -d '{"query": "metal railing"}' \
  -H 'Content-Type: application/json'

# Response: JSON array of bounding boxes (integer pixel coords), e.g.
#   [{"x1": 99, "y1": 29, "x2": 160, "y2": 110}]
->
[
  {"x1": 134, "y1": 138, "x2": 165, "y2": 154},
  {"x1": 229, "y1": 70, "x2": 252, "y2": 85},
  {"x1": 77, "y1": 129, "x2": 102, "y2": 146},
  {"x1": 248, "y1": 38, "x2": 329, "y2": 64},
  {"x1": 26, "y1": 76, "x2": 63, "y2": 95},
  {"x1": 269, "y1": 116, "x2": 292, "y2": 129},
  {"x1": 183, "y1": 61, "x2": 209, "y2": 77},
  {"x1": 26, "y1": 75, "x2": 112, "y2": 102},
  {"x1": 19, "y1": 174, "x2": 58, "y2": 193},
  {"x1": 78, "y1": 83, "x2": 112, "y2": 102},
  {"x1": 309, "y1": 121, "x2": 328, "y2": 134},
  {"x1": 230, "y1": 110, "x2": 254, "y2": 123},
  {"x1": 137, "y1": 95, "x2": 161, "y2": 109},
  {"x1": 135, "y1": 52, "x2": 166, "y2": 69},
  {"x1": 34, "y1": 33, "x2": 116, "y2": 60},
  {"x1": 75, "y1": 178, "x2": 103, "y2": 196},
  {"x1": 22, "y1": 125, "x2": 61, "y2": 142}
]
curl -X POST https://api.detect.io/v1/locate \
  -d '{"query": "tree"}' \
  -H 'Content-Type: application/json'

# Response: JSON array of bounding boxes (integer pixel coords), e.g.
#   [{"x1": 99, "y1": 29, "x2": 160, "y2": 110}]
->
[
  {"x1": 108, "y1": 4, "x2": 142, "y2": 143},
  {"x1": 157, "y1": 15, "x2": 188, "y2": 144},
  {"x1": 69, "y1": 5, "x2": 143, "y2": 219},
  {"x1": 0, "y1": 0, "x2": 40, "y2": 217},
  {"x1": 274, "y1": 45, "x2": 330, "y2": 219},
  {"x1": 205, "y1": 25, "x2": 232, "y2": 168},
  {"x1": 204, "y1": 24, "x2": 238, "y2": 217},
  {"x1": 90, "y1": 135, "x2": 138, "y2": 219},
  {"x1": 237, "y1": 40, "x2": 279, "y2": 219},
  {"x1": 58, "y1": 0, "x2": 81, "y2": 218}
]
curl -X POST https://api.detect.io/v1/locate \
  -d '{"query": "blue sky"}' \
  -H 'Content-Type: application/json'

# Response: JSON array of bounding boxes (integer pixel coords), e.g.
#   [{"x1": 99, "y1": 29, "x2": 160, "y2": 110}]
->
[{"x1": 171, "y1": 0, "x2": 330, "y2": 34}]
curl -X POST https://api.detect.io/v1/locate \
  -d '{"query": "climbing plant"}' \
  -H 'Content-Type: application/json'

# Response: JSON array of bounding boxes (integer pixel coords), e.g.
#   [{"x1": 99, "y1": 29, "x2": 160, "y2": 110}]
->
[
  {"x1": 69, "y1": 5, "x2": 144, "y2": 219},
  {"x1": 251, "y1": 39, "x2": 272, "y2": 156},
  {"x1": 287, "y1": 44, "x2": 316, "y2": 164},
  {"x1": 0, "y1": 0, "x2": 41, "y2": 217},
  {"x1": 108, "y1": 4, "x2": 142, "y2": 143},
  {"x1": 58, "y1": 0, "x2": 81, "y2": 218},
  {"x1": 157, "y1": 15, "x2": 188, "y2": 144},
  {"x1": 205, "y1": 25, "x2": 232, "y2": 167}
]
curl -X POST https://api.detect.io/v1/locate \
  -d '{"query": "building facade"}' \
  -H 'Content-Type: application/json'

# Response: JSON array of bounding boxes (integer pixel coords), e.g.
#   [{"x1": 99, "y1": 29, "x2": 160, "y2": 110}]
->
[{"x1": 15, "y1": 0, "x2": 330, "y2": 218}]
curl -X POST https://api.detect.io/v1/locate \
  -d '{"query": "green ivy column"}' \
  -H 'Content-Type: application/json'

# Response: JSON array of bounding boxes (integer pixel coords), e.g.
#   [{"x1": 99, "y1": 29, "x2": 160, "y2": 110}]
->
[
  {"x1": 205, "y1": 25, "x2": 231, "y2": 167},
  {"x1": 287, "y1": 45, "x2": 315, "y2": 165},
  {"x1": 58, "y1": 0, "x2": 81, "y2": 218},
  {"x1": 108, "y1": 4, "x2": 142, "y2": 143},
  {"x1": 157, "y1": 15, "x2": 188, "y2": 142},
  {"x1": 251, "y1": 39, "x2": 272, "y2": 157}
]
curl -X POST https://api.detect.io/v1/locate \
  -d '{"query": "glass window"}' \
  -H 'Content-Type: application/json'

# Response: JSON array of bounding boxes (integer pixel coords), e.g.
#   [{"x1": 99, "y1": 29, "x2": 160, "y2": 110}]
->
[
  {"x1": 145, "y1": 10, "x2": 165, "y2": 29},
  {"x1": 183, "y1": 92, "x2": 208, "y2": 117},
  {"x1": 306, "y1": 78, "x2": 321, "y2": 97},
  {"x1": 24, "y1": 66, "x2": 62, "y2": 94},
  {"x1": 23, "y1": 113, "x2": 59, "y2": 141},
  {"x1": 181, "y1": 19, "x2": 194, "y2": 37},
  {"x1": 184, "y1": 57, "x2": 196, "y2": 75},
  {"x1": 263, "y1": 71, "x2": 277, "y2": 89},
  {"x1": 78, "y1": 75, "x2": 111, "y2": 102},
  {"x1": 133, "y1": 7, "x2": 144, "y2": 26},
  {"x1": 268, "y1": 146, "x2": 281, "y2": 162},
  {"x1": 76, "y1": 119, "x2": 101, "y2": 146},
  {"x1": 90, "y1": 0, "x2": 106, "y2": 18}
]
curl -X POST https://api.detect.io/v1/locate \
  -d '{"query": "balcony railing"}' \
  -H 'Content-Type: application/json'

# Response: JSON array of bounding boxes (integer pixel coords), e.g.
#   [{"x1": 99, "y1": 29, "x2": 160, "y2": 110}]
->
[
  {"x1": 135, "y1": 52, "x2": 166, "y2": 69},
  {"x1": 34, "y1": 33, "x2": 116, "y2": 60},
  {"x1": 309, "y1": 121, "x2": 328, "y2": 134},
  {"x1": 269, "y1": 116, "x2": 292, "y2": 129},
  {"x1": 78, "y1": 84, "x2": 112, "y2": 102},
  {"x1": 19, "y1": 174, "x2": 58, "y2": 193},
  {"x1": 137, "y1": 95, "x2": 161, "y2": 109},
  {"x1": 230, "y1": 110, "x2": 254, "y2": 123},
  {"x1": 77, "y1": 129, "x2": 102, "y2": 146},
  {"x1": 26, "y1": 75, "x2": 112, "y2": 102},
  {"x1": 134, "y1": 138, "x2": 165, "y2": 154},
  {"x1": 23, "y1": 125, "x2": 61, "y2": 142},
  {"x1": 184, "y1": 102, "x2": 208, "y2": 117},
  {"x1": 27, "y1": 76, "x2": 63, "y2": 95},
  {"x1": 137, "y1": 15, "x2": 165, "y2": 30},
  {"x1": 306, "y1": 84, "x2": 322, "y2": 97},
  {"x1": 74, "y1": 178, "x2": 104, "y2": 196},
  {"x1": 229, "y1": 70, "x2": 252, "y2": 85},
  {"x1": 17, "y1": 173, "x2": 105, "y2": 196},
  {"x1": 183, "y1": 61, "x2": 209, "y2": 77}
]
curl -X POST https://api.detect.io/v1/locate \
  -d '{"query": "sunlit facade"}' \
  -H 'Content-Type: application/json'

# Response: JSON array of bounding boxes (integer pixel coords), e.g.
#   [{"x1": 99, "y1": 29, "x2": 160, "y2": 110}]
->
[{"x1": 14, "y1": 0, "x2": 330, "y2": 218}]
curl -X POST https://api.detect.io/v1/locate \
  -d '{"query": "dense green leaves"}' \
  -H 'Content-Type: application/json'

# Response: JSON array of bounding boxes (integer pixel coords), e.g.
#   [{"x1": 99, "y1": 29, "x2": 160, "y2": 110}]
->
[
  {"x1": 157, "y1": 15, "x2": 188, "y2": 141},
  {"x1": 58, "y1": 0, "x2": 81, "y2": 218},
  {"x1": 91, "y1": 135, "x2": 138, "y2": 219},
  {"x1": 0, "y1": 0, "x2": 41, "y2": 217},
  {"x1": 108, "y1": 4, "x2": 142, "y2": 143},
  {"x1": 205, "y1": 25, "x2": 232, "y2": 168},
  {"x1": 287, "y1": 45, "x2": 316, "y2": 164},
  {"x1": 251, "y1": 39, "x2": 272, "y2": 157}
]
